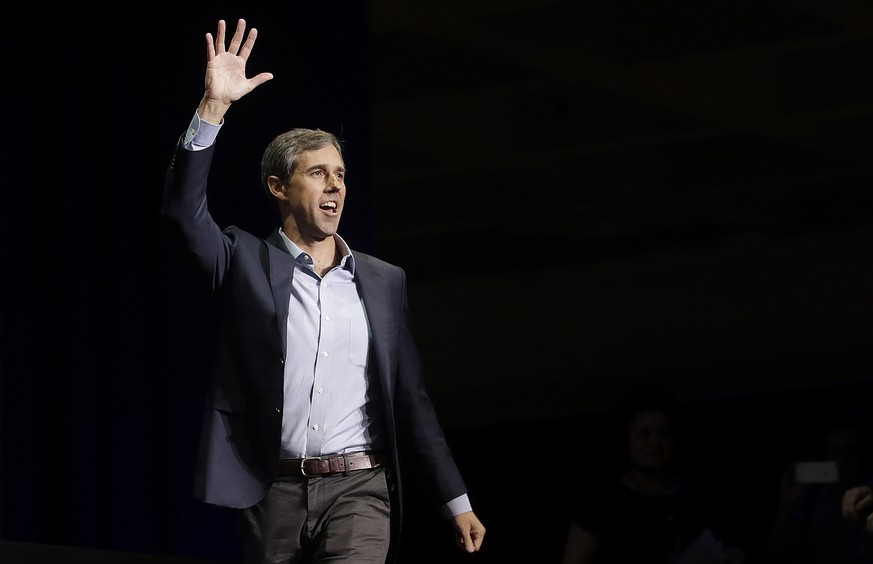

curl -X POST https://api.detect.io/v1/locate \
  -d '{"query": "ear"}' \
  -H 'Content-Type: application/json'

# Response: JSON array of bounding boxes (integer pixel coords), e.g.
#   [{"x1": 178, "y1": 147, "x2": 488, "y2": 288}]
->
[{"x1": 268, "y1": 176, "x2": 289, "y2": 201}]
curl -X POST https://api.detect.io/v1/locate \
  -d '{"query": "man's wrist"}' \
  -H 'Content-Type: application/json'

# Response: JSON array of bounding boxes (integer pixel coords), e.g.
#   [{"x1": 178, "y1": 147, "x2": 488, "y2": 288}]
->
[{"x1": 197, "y1": 95, "x2": 230, "y2": 125}]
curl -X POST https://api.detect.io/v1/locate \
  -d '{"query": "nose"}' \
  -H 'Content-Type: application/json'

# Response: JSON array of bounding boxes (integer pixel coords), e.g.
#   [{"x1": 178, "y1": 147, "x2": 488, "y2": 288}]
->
[{"x1": 327, "y1": 172, "x2": 342, "y2": 190}]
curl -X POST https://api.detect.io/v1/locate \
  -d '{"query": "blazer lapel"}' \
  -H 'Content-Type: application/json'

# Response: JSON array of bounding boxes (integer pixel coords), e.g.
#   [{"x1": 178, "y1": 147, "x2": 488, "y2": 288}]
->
[
  {"x1": 352, "y1": 252, "x2": 395, "y2": 399},
  {"x1": 352, "y1": 252, "x2": 390, "y2": 333},
  {"x1": 265, "y1": 230, "x2": 294, "y2": 356}
]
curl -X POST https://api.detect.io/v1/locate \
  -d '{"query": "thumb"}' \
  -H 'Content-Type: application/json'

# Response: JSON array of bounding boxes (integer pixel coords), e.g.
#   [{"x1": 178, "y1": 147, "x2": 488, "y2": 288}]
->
[
  {"x1": 249, "y1": 72, "x2": 274, "y2": 89},
  {"x1": 459, "y1": 531, "x2": 475, "y2": 553}
]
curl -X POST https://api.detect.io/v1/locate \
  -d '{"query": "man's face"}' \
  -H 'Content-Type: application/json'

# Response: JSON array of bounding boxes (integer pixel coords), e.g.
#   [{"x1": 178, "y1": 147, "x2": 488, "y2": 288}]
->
[{"x1": 280, "y1": 145, "x2": 346, "y2": 243}]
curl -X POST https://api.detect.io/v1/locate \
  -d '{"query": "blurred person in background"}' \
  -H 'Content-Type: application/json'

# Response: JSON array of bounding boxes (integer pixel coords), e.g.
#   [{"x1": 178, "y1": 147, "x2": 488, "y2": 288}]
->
[{"x1": 560, "y1": 384, "x2": 746, "y2": 564}]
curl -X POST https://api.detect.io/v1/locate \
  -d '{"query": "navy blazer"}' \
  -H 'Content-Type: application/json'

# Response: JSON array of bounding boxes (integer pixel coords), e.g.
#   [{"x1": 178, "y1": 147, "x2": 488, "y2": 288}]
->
[{"x1": 162, "y1": 138, "x2": 468, "y2": 535}]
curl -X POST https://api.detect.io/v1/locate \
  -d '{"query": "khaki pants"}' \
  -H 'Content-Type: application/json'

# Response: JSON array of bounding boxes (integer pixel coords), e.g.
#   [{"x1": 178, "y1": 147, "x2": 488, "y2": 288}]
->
[{"x1": 236, "y1": 467, "x2": 391, "y2": 563}]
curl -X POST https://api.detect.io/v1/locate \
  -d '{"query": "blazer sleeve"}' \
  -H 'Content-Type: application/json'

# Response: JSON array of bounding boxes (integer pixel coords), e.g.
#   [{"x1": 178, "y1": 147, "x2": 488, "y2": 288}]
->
[
  {"x1": 391, "y1": 268, "x2": 469, "y2": 504},
  {"x1": 161, "y1": 138, "x2": 236, "y2": 291}
]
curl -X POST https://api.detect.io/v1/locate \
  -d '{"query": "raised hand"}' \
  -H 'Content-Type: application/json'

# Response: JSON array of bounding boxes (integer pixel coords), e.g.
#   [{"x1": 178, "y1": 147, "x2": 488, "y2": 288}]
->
[{"x1": 199, "y1": 19, "x2": 273, "y2": 123}]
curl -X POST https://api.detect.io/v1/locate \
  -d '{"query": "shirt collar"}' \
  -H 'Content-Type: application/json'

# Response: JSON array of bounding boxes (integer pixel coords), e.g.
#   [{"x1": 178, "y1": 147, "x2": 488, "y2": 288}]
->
[{"x1": 277, "y1": 228, "x2": 355, "y2": 274}]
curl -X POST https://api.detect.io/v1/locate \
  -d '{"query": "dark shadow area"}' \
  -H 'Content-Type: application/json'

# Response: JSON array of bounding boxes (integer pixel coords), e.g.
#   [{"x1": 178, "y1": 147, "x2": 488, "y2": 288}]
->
[{"x1": 398, "y1": 379, "x2": 873, "y2": 563}]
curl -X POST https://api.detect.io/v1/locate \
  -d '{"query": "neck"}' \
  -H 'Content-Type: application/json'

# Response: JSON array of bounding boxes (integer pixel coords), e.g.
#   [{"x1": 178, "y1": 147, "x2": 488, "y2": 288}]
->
[
  {"x1": 311, "y1": 246, "x2": 339, "y2": 276},
  {"x1": 296, "y1": 236, "x2": 339, "y2": 276},
  {"x1": 280, "y1": 224, "x2": 341, "y2": 276}
]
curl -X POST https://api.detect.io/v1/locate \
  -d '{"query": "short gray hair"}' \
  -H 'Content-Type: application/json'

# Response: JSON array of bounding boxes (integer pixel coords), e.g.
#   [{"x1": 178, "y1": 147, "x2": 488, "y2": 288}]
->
[{"x1": 260, "y1": 128, "x2": 343, "y2": 196}]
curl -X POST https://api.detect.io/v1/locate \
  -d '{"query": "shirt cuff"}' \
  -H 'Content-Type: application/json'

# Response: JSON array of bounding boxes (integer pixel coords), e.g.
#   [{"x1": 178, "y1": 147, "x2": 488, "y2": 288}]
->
[
  {"x1": 442, "y1": 493, "x2": 472, "y2": 518},
  {"x1": 182, "y1": 111, "x2": 222, "y2": 151}
]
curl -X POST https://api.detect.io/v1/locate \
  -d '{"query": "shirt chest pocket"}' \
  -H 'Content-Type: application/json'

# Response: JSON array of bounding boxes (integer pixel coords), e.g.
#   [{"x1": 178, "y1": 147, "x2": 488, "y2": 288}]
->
[{"x1": 348, "y1": 316, "x2": 370, "y2": 368}]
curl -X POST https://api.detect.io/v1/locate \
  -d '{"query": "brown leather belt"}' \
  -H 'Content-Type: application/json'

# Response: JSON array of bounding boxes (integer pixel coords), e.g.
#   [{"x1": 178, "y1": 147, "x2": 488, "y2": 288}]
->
[{"x1": 278, "y1": 452, "x2": 387, "y2": 477}]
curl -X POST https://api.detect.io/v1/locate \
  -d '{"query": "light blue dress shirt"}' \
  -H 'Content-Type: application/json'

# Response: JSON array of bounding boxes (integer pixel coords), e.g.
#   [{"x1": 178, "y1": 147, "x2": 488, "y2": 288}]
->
[{"x1": 276, "y1": 230, "x2": 385, "y2": 459}]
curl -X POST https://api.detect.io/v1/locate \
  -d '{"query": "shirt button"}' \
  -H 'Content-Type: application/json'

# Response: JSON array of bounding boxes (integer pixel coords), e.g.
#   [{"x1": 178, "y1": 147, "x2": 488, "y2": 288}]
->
[
  {"x1": 322, "y1": 351, "x2": 329, "y2": 357},
  {"x1": 317, "y1": 388, "x2": 324, "y2": 394},
  {"x1": 325, "y1": 315, "x2": 331, "y2": 321},
  {"x1": 312, "y1": 424, "x2": 319, "y2": 431}
]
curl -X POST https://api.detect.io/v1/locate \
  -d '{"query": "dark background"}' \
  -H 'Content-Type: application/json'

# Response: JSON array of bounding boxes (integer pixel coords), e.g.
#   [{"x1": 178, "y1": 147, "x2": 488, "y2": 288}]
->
[{"x1": 4, "y1": 1, "x2": 873, "y2": 562}]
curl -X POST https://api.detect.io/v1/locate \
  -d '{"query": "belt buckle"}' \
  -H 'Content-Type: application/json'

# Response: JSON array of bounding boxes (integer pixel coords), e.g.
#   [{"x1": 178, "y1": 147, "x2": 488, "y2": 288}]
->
[{"x1": 300, "y1": 456, "x2": 321, "y2": 477}]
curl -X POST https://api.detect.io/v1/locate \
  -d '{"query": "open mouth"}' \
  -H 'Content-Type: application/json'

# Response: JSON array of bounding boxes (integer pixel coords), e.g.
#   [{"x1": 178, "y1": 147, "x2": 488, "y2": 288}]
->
[{"x1": 319, "y1": 201, "x2": 338, "y2": 214}]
